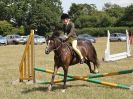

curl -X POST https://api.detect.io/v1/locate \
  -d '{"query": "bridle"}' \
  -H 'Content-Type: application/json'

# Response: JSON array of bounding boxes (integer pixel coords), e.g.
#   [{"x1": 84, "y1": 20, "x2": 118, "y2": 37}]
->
[
  {"x1": 47, "y1": 38, "x2": 62, "y2": 51},
  {"x1": 53, "y1": 42, "x2": 62, "y2": 51}
]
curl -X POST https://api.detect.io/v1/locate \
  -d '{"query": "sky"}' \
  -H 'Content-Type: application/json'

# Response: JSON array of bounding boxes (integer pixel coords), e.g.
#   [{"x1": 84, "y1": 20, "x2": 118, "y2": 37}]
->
[{"x1": 61, "y1": 0, "x2": 133, "y2": 13}]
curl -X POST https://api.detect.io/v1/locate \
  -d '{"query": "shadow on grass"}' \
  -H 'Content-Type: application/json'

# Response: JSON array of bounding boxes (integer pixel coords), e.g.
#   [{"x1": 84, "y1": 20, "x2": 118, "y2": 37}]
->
[
  {"x1": 21, "y1": 82, "x2": 123, "y2": 93},
  {"x1": 21, "y1": 84, "x2": 90, "y2": 93}
]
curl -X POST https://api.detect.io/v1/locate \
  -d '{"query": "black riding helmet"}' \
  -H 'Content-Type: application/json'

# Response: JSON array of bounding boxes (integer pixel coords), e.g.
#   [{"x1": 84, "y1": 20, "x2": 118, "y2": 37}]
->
[{"x1": 61, "y1": 13, "x2": 69, "y2": 20}]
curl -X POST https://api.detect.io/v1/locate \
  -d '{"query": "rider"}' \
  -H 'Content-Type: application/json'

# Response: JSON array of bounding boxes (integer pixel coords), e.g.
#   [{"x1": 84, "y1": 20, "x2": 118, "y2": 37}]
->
[{"x1": 61, "y1": 13, "x2": 84, "y2": 64}]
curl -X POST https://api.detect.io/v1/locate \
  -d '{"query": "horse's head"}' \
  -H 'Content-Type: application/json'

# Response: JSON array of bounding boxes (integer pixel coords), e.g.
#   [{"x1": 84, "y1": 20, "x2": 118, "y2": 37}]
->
[{"x1": 45, "y1": 36, "x2": 61, "y2": 54}]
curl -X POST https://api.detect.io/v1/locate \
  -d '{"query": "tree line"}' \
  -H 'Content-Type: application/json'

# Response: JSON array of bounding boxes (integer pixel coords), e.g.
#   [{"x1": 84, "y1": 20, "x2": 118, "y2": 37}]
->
[
  {"x1": 69, "y1": 3, "x2": 133, "y2": 28},
  {"x1": 0, "y1": 0, "x2": 133, "y2": 36}
]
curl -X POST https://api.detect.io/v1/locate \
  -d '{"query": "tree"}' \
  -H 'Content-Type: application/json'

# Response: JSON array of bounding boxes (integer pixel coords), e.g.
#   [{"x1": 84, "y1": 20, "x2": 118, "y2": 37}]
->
[
  {"x1": 29, "y1": 0, "x2": 62, "y2": 35},
  {"x1": 97, "y1": 14, "x2": 115, "y2": 27},
  {"x1": 68, "y1": 3, "x2": 97, "y2": 22},
  {"x1": 116, "y1": 5, "x2": 133, "y2": 27},
  {"x1": 0, "y1": 20, "x2": 24, "y2": 35},
  {"x1": 75, "y1": 15, "x2": 98, "y2": 28},
  {"x1": 103, "y1": 3, "x2": 125, "y2": 26},
  {"x1": 0, "y1": 0, "x2": 62, "y2": 35}
]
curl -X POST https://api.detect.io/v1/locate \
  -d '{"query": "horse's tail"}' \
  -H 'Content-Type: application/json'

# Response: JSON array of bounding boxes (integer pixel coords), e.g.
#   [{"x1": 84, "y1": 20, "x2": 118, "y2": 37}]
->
[
  {"x1": 93, "y1": 45, "x2": 100, "y2": 68},
  {"x1": 88, "y1": 41, "x2": 100, "y2": 68}
]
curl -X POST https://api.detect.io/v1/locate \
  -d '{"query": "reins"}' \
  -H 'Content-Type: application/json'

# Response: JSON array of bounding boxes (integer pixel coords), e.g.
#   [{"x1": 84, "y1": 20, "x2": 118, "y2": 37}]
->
[
  {"x1": 53, "y1": 43, "x2": 62, "y2": 51},
  {"x1": 52, "y1": 38, "x2": 63, "y2": 51}
]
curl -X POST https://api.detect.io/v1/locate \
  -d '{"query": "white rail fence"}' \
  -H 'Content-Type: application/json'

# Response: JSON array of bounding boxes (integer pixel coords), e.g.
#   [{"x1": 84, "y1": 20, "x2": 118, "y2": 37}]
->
[{"x1": 104, "y1": 30, "x2": 131, "y2": 61}]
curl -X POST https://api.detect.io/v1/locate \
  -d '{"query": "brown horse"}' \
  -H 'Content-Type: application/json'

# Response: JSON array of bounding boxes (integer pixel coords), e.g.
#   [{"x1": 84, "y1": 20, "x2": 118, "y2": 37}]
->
[{"x1": 45, "y1": 35, "x2": 99, "y2": 91}]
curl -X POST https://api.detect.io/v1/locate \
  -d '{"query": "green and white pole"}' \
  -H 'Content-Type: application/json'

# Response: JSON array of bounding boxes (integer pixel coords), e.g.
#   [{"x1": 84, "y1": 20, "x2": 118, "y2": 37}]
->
[
  {"x1": 89, "y1": 69, "x2": 133, "y2": 78},
  {"x1": 34, "y1": 67, "x2": 132, "y2": 90}
]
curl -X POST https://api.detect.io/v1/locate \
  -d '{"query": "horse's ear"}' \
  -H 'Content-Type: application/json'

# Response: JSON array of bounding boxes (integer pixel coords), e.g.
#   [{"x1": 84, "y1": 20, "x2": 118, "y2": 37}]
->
[
  {"x1": 46, "y1": 35, "x2": 49, "y2": 41},
  {"x1": 46, "y1": 35, "x2": 49, "y2": 39}
]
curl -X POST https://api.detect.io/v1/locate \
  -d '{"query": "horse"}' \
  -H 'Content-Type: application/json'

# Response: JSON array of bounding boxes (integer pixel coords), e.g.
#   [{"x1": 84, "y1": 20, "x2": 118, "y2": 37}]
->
[{"x1": 45, "y1": 34, "x2": 99, "y2": 91}]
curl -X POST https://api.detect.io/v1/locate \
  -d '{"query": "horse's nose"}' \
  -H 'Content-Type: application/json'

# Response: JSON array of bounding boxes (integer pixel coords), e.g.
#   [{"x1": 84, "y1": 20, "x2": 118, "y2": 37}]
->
[{"x1": 45, "y1": 48, "x2": 49, "y2": 54}]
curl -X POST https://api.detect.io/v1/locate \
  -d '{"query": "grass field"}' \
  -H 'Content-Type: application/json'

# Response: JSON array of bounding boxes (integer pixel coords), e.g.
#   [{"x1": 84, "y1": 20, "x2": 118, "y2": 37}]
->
[{"x1": 0, "y1": 37, "x2": 133, "y2": 99}]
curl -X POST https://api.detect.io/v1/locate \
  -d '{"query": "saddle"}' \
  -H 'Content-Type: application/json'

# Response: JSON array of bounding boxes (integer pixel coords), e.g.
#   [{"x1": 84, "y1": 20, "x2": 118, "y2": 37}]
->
[
  {"x1": 59, "y1": 35, "x2": 81, "y2": 59},
  {"x1": 64, "y1": 42, "x2": 80, "y2": 59}
]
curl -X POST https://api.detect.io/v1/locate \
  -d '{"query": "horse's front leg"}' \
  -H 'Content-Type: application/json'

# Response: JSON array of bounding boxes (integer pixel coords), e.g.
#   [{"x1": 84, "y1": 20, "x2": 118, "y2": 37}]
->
[
  {"x1": 62, "y1": 66, "x2": 68, "y2": 92},
  {"x1": 48, "y1": 66, "x2": 58, "y2": 91}
]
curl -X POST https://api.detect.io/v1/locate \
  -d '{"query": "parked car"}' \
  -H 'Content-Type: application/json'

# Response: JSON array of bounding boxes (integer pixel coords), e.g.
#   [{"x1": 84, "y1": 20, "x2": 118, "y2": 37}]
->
[
  {"x1": 34, "y1": 35, "x2": 46, "y2": 44},
  {"x1": 0, "y1": 35, "x2": 7, "y2": 45},
  {"x1": 110, "y1": 33, "x2": 127, "y2": 41},
  {"x1": 78, "y1": 34, "x2": 96, "y2": 43},
  {"x1": 6, "y1": 35, "x2": 26, "y2": 44},
  {"x1": 21, "y1": 36, "x2": 28, "y2": 44}
]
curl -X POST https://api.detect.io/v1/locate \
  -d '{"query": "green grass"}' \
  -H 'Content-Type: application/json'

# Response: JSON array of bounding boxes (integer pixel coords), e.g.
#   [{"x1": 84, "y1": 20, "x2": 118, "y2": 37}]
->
[{"x1": 0, "y1": 37, "x2": 133, "y2": 99}]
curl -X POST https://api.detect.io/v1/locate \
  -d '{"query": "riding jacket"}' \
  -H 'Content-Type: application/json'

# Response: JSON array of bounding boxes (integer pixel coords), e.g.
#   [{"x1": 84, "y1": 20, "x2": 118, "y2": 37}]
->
[{"x1": 63, "y1": 21, "x2": 77, "y2": 43}]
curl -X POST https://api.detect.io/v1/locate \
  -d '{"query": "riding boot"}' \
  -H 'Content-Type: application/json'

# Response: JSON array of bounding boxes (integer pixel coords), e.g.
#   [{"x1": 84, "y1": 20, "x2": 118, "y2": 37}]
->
[{"x1": 80, "y1": 58, "x2": 84, "y2": 64}]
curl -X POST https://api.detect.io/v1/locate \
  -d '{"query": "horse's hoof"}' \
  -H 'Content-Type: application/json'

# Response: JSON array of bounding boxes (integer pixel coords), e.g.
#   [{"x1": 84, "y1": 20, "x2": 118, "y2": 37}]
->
[
  {"x1": 48, "y1": 85, "x2": 52, "y2": 91},
  {"x1": 61, "y1": 89, "x2": 66, "y2": 93},
  {"x1": 94, "y1": 72, "x2": 99, "y2": 74},
  {"x1": 94, "y1": 70, "x2": 99, "y2": 74},
  {"x1": 91, "y1": 70, "x2": 99, "y2": 74}
]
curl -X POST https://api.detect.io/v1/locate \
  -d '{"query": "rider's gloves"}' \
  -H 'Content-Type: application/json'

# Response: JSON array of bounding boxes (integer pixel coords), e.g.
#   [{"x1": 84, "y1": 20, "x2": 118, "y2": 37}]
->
[{"x1": 64, "y1": 35, "x2": 68, "y2": 39}]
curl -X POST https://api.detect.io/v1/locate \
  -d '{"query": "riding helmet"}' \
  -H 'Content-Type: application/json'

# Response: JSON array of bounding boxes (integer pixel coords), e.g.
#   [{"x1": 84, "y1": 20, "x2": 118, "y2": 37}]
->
[{"x1": 61, "y1": 13, "x2": 69, "y2": 20}]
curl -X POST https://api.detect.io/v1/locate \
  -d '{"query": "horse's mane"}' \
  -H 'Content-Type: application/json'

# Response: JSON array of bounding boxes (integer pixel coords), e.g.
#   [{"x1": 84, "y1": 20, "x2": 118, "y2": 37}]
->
[
  {"x1": 51, "y1": 31, "x2": 61, "y2": 38},
  {"x1": 51, "y1": 31, "x2": 68, "y2": 43},
  {"x1": 49, "y1": 33, "x2": 71, "y2": 51}
]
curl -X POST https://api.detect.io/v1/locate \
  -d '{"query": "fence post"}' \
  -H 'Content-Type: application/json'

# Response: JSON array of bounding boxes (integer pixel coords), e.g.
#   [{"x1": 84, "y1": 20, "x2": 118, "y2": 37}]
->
[{"x1": 19, "y1": 30, "x2": 35, "y2": 82}]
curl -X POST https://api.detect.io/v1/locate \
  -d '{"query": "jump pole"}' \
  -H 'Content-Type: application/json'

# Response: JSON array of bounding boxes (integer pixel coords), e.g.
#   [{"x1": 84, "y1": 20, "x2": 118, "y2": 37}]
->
[
  {"x1": 39, "y1": 76, "x2": 130, "y2": 90},
  {"x1": 34, "y1": 67, "x2": 132, "y2": 90},
  {"x1": 89, "y1": 69, "x2": 133, "y2": 78},
  {"x1": 34, "y1": 67, "x2": 133, "y2": 79}
]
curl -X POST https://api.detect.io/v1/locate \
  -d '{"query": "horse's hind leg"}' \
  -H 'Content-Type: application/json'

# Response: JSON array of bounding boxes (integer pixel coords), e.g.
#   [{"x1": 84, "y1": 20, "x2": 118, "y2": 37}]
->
[
  {"x1": 86, "y1": 60, "x2": 99, "y2": 74},
  {"x1": 48, "y1": 66, "x2": 58, "y2": 91},
  {"x1": 93, "y1": 63, "x2": 99, "y2": 73},
  {"x1": 86, "y1": 60, "x2": 93, "y2": 73}
]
